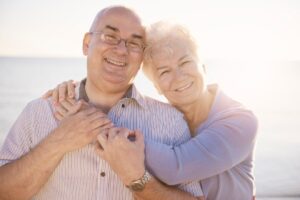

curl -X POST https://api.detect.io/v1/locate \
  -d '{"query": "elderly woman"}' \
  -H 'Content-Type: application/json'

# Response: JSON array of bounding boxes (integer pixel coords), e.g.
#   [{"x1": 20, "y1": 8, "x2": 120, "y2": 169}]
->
[{"x1": 46, "y1": 22, "x2": 258, "y2": 200}]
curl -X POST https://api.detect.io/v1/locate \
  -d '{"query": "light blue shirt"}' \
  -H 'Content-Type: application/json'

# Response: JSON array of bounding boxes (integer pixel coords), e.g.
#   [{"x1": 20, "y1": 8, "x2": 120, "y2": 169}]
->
[{"x1": 145, "y1": 85, "x2": 258, "y2": 200}]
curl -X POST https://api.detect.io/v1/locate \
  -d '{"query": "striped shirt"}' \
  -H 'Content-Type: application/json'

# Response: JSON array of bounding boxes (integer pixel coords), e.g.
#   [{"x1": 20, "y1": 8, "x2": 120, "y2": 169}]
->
[{"x1": 0, "y1": 81, "x2": 202, "y2": 200}]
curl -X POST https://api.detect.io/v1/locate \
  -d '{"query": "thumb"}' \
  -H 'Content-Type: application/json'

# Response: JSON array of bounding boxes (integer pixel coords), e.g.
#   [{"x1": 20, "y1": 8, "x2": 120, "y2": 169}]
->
[
  {"x1": 68, "y1": 101, "x2": 83, "y2": 115},
  {"x1": 81, "y1": 100, "x2": 89, "y2": 109},
  {"x1": 134, "y1": 130, "x2": 144, "y2": 145}
]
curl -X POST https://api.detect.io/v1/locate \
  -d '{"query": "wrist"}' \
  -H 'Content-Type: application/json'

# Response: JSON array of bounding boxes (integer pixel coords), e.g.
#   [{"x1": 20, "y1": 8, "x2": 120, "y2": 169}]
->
[
  {"x1": 124, "y1": 168, "x2": 145, "y2": 186},
  {"x1": 41, "y1": 131, "x2": 69, "y2": 157},
  {"x1": 126, "y1": 171, "x2": 152, "y2": 192}
]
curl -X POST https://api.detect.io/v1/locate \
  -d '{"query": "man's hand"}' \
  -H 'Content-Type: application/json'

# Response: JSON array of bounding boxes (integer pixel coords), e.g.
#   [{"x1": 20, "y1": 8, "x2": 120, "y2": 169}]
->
[
  {"x1": 47, "y1": 107, "x2": 114, "y2": 154},
  {"x1": 95, "y1": 127, "x2": 145, "y2": 185}
]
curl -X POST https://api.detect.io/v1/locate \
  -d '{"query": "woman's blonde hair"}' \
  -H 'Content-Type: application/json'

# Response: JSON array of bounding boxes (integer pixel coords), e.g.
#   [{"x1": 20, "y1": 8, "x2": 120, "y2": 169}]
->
[{"x1": 142, "y1": 21, "x2": 199, "y2": 80}]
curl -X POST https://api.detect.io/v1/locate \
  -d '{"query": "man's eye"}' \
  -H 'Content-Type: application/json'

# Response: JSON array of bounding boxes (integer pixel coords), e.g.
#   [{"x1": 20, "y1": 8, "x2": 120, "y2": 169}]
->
[
  {"x1": 104, "y1": 34, "x2": 118, "y2": 42},
  {"x1": 127, "y1": 40, "x2": 143, "y2": 49}
]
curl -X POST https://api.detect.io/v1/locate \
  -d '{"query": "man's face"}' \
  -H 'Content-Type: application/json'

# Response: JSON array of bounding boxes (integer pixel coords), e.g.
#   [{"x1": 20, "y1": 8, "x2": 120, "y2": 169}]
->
[{"x1": 84, "y1": 8, "x2": 145, "y2": 93}]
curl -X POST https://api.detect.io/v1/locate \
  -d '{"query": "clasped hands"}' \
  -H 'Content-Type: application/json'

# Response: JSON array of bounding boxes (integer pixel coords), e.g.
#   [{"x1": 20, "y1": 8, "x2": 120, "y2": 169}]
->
[{"x1": 43, "y1": 81, "x2": 146, "y2": 185}]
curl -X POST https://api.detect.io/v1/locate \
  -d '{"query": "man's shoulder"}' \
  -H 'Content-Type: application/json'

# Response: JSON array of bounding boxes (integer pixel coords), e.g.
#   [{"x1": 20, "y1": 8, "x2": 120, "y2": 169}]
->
[{"x1": 24, "y1": 97, "x2": 55, "y2": 118}]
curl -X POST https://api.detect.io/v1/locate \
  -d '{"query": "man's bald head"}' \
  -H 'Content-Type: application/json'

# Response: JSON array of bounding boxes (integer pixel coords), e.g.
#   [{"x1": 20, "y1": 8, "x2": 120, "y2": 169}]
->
[{"x1": 89, "y1": 5, "x2": 143, "y2": 32}]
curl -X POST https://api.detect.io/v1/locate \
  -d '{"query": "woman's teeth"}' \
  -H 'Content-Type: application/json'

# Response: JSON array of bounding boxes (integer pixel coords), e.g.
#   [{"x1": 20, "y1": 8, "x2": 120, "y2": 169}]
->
[{"x1": 175, "y1": 82, "x2": 193, "y2": 92}]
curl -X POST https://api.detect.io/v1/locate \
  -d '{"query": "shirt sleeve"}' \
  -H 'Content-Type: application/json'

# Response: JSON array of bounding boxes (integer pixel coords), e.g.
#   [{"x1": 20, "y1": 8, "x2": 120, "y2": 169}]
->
[
  {"x1": 0, "y1": 103, "x2": 34, "y2": 166},
  {"x1": 178, "y1": 181, "x2": 204, "y2": 197},
  {"x1": 145, "y1": 109, "x2": 258, "y2": 185}
]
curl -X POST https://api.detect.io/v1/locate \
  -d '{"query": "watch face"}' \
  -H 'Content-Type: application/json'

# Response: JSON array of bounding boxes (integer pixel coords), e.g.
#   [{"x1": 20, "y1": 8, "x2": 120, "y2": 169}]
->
[{"x1": 131, "y1": 182, "x2": 144, "y2": 191}]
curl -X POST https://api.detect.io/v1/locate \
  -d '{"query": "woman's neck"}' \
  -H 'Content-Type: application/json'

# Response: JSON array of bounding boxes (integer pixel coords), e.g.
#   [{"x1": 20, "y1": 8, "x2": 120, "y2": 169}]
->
[{"x1": 178, "y1": 89, "x2": 215, "y2": 136}]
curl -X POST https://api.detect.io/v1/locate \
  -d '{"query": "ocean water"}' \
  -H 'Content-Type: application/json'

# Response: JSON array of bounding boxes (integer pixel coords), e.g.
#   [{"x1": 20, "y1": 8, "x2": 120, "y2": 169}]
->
[{"x1": 0, "y1": 57, "x2": 300, "y2": 199}]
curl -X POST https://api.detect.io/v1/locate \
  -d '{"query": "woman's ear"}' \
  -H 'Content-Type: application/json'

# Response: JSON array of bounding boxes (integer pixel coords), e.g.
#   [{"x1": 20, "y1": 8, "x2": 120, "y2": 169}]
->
[{"x1": 82, "y1": 32, "x2": 91, "y2": 56}]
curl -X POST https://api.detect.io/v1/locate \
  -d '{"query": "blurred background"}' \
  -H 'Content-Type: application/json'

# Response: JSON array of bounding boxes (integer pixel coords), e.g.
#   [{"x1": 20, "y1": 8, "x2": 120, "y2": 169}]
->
[{"x1": 1, "y1": 0, "x2": 299, "y2": 199}]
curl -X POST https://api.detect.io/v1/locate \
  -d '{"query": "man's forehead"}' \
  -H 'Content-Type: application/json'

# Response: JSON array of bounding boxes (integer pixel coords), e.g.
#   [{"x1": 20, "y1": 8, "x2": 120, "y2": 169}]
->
[{"x1": 93, "y1": 9, "x2": 145, "y2": 37}]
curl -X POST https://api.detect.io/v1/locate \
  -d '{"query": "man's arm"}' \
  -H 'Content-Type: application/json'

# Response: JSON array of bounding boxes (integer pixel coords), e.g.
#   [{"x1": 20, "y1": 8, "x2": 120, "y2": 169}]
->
[
  {"x1": 0, "y1": 102, "x2": 112, "y2": 200},
  {"x1": 96, "y1": 127, "x2": 204, "y2": 200},
  {"x1": 0, "y1": 135, "x2": 67, "y2": 200},
  {"x1": 133, "y1": 177, "x2": 204, "y2": 200}
]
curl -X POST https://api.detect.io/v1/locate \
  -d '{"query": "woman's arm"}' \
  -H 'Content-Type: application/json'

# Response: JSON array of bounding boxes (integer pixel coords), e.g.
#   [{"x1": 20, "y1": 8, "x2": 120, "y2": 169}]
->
[{"x1": 145, "y1": 109, "x2": 258, "y2": 185}]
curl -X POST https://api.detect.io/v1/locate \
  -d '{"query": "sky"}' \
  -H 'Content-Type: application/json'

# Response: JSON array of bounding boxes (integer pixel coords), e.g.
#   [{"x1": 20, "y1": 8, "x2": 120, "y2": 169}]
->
[{"x1": 0, "y1": 0, "x2": 300, "y2": 61}]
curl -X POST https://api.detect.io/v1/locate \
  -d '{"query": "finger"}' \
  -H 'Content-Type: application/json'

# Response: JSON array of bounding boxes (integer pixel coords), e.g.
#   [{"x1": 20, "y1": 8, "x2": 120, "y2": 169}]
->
[
  {"x1": 79, "y1": 100, "x2": 90, "y2": 110},
  {"x1": 68, "y1": 101, "x2": 83, "y2": 115},
  {"x1": 88, "y1": 111, "x2": 107, "y2": 122},
  {"x1": 87, "y1": 126, "x2": 100, "y2": 142},
  {"x1": 99, "y1": 127, "x2": 110, "y2": 139},
  {"x1": 89, "y1": 118, "x2": 112, "y2": 132},
  {"x1": 67, "y1": 80, "x2": 76, "y2": 99},
  {"x1": 54, "y1": 111, "x2": 64, "y2": 121},
  {"x1": 97, "y1": 133, "x2": 108, "y2": 149},
  {"x1": 134, "y1": 130, "x2": 144, "y2": 144},
  {"x1": 55, "y1": 103, "x2": 68, "y2": 117},
  {"x1": 108, "y1": 127, "x2": 121, "y2": 141},
  {"x1": 66, "y1": 98, "x2": 77, "y2": 106},
  {"x1": 60, "y1": 99, "x2": 74, "y2": 111},
  {"x1": 80, "y1": 107, "x2": 98, "y2": 116},
  {"x1": 52, "y1": 86, "x2": 59, "y2": 105},
  {"x1": 42, "y1": 89, "x2": 53, "y2": 99},
  {"x1": 58, "y1": 82, "x2": 68, "y2": 102},
  {"x1": 94, "y1": 143, "x2": 105, "y2": 159},
  {"x1": 101, "y1": 121, "x2": 114, "y2": 129}
]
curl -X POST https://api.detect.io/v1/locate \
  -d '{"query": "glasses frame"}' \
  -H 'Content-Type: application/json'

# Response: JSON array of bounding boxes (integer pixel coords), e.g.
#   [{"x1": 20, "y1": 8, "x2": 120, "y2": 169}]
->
[{"x1": 89, "y1": 31, "x2": 145, "y2": 53}]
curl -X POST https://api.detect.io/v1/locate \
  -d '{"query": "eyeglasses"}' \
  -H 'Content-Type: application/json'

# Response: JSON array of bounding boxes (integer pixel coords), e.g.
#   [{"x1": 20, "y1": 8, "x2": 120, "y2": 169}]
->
[{"x1": 89, "y1": 31, "x2": 145, "y2": 53}]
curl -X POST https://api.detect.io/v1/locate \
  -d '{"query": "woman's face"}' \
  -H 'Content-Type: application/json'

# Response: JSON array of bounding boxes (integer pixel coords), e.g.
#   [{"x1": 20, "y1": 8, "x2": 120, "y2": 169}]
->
[{"x1": 151, "y1": 40, "x2": 206, "y2": 107}]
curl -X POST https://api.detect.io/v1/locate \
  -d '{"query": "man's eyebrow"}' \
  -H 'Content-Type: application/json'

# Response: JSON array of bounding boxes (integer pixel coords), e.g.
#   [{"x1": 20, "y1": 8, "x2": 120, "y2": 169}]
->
[
  {"x1": 104, "y1": 25, "x2": 144, "y2": 40},
  {"x1": 104, "y1": 25, "x2": 119, "y2": 32}
]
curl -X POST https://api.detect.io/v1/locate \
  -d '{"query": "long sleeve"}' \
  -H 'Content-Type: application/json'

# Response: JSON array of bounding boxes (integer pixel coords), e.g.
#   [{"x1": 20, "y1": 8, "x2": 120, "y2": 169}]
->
[{"x1": 145, "y1": 108, "x2": 258, "y2": 185}]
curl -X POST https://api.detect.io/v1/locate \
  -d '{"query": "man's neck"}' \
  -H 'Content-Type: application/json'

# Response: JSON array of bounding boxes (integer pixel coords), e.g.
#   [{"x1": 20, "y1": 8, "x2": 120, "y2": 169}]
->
[{"x1": 85, "y1": 79, "x2": 130, "y2": 113}]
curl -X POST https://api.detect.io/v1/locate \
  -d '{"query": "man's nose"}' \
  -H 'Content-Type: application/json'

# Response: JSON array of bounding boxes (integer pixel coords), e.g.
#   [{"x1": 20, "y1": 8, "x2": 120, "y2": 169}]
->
[{"x1": 114, "y1": 40, "x2": 128, "y2": 54}]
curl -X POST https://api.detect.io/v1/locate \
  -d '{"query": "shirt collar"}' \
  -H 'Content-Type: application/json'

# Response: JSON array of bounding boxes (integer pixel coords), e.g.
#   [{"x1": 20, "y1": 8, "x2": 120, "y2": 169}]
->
[{"x1": 77, "y1": 78, "x2": 148, "y2": 110}]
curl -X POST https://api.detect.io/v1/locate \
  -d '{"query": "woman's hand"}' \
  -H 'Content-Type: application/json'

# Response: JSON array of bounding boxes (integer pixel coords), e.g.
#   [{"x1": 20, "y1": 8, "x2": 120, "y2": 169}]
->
[
  {"x1": 42, "y1": 80, "x2": 82, "y2": 120},
  {"x1": 43, "y1": 80, "x2": 77, "y2": 105}
]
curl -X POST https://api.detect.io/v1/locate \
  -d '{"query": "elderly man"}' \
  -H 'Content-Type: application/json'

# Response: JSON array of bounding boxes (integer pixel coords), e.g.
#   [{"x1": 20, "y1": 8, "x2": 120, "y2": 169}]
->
[{"x1": 0, "y1": 6, "x2": 203, "y2": 200}]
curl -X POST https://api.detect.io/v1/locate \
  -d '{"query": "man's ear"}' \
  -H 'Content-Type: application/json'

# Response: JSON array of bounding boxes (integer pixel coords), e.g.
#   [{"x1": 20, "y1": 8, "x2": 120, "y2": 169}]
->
[{"x1": 82, "y1": 32, "x2": 91, "y2": 56}]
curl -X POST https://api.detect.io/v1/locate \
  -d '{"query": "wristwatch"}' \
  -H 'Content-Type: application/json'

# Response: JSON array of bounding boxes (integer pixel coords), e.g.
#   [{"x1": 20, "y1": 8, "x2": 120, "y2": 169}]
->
[{"x1": 126, "y1": 171, "x2": 152, "y2": 192}]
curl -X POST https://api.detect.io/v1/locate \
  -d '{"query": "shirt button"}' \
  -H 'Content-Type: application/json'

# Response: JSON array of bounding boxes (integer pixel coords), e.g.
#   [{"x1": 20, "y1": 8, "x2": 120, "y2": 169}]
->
[
  {"x1": 100, "y1": 172, "x2": 106, "y2": 177},
  {"x1": 121, "y1": 104, "x2": 125, "y2": 108}
]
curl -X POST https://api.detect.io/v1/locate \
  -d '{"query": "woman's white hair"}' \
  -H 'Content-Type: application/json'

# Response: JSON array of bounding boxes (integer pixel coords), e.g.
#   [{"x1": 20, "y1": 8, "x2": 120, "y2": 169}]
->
[{"x1": 142, "y1": 21, "x2": 199, "y2": 80}]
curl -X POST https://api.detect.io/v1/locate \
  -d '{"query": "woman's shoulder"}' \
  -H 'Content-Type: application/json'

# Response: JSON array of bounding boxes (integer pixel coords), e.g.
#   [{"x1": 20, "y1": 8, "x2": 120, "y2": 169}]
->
[{"x1": 206, "y1": 84, "x2": 258, "y2": 129}]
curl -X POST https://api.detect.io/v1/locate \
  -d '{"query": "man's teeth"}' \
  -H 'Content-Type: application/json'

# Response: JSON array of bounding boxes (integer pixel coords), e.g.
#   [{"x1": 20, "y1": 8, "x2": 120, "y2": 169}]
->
[
  {"x1": 176, "y1": 82, "x2": 193, "y2": 92},
  {"x1": 106, "y1": 58, "x2": 126, "y2": 66}
]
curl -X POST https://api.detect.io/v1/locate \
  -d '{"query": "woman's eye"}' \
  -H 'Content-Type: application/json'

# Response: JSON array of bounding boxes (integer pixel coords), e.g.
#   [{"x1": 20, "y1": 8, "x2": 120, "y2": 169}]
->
[
  {"x1": 181, "y1": 61, "x2": 191, "y2": 66},
  {"x1": 160, "y1": 71, "x2": 169, "y2": 76}
]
